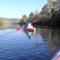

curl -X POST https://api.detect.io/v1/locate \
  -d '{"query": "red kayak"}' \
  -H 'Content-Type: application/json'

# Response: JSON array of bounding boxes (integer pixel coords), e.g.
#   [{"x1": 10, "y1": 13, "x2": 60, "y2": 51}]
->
[
  {"x1": 16, "y1": 26, "x2": 21, "y2": 31},
  {"x1": 26, "y1": 28, "x2": 34, "y2": 32}
]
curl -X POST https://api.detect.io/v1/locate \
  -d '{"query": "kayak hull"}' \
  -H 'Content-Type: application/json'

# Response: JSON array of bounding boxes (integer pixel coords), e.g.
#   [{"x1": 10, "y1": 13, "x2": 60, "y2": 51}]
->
[{"x1": 26, "y1": 28, "x2": 34, "y2": 32}]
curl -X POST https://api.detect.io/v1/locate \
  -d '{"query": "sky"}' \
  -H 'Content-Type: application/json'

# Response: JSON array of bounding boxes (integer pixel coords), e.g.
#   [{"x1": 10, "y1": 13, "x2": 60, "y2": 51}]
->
[{"x1": 0, "y1": 0, "x2": 47, "y2": 18}]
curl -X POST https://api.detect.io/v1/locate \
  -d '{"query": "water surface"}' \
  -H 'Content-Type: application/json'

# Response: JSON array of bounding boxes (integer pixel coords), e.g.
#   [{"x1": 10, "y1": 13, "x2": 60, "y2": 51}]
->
[{"x1": 0, "y1": 28, "x2": 51, "y2": 60}]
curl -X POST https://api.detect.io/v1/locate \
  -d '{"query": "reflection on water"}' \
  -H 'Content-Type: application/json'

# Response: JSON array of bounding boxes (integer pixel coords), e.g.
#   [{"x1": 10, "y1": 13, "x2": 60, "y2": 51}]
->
[
  {"x1": 0, "y1": 23, "x2": 50, "y2": 42},
  {"x1": 0, "y1": 28, "x2": 51, "y2": 60},
  {"x1": 0, "y1": 24, "x2": 11, "y2": 30},
  {"x1": 0, "y1": 24, "x2": 54, "y2": 60},
  {"x1": 23, "y1": 28, "x2": 33, "y2": 39}
]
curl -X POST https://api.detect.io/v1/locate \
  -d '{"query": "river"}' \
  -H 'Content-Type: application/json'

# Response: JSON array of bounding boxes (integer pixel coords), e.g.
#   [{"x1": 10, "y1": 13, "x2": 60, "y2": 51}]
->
[{"x1": 0, "y1": 25, "x2": 52, "y2": 60}]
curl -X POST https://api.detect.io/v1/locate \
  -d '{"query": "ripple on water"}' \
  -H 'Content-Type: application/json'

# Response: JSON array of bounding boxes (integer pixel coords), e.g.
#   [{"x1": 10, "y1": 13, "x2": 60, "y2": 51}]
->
[{"x1": 0, "y1": 29, "x2": 51, "y2": 60}]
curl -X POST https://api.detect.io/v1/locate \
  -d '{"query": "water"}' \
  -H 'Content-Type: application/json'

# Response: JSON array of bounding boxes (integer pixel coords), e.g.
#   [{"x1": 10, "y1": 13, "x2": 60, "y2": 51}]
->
[{"x1": 0, "y1": 28, "x2": 52, "y2": 60}]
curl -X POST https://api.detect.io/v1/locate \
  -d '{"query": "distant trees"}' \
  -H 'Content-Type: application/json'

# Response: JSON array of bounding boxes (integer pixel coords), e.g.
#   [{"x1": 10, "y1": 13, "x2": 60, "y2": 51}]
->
[
  {"x1": 39, "y1": 4, "x2": 50, "y2": 22},
  {"x1": 19, "y1": 15, "x2": 28, "y2": 25},
  {"x1": 18, "y1": 3, "x2": 60, "y2": 26},
  {"x1": 19, "y1": 11, "x2": 41, "y2": 25},
  {"x1": 28, "y1": 12, "x2": 34, "y2": 22},
  {"x1": 20, "y1": 15, "x2": 28, "y2": 23}
]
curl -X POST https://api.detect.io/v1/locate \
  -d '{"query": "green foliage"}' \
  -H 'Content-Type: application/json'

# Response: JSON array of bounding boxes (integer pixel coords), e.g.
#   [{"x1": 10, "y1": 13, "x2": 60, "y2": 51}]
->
[
  {"x1": 50, "y1": 8, "x2": 56, "y2": 21},
  {"x1": 19, "y1": 15, "x2": 28, "y2": 23},
  {"x1": 28, "y1": 12, "x2": 34, "y2": 22},
  {"x1": 29, "y1": 12, "x2": 34, "y2": 18}
]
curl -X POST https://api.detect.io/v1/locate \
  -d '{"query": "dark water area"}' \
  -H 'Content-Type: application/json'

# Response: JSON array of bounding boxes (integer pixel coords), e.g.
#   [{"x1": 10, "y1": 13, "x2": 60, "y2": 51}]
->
[{"x1": 0, "y1": 24, "x2": 52, "y2": 60}]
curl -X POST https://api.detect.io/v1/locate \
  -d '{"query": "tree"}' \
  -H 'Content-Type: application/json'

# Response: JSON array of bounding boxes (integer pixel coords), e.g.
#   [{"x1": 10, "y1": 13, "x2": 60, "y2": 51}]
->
[
  {"x1": 40, "y1": 4, "x2": 49, "y2": 22},
  {"x1": 50, "y1": 8, "x2": 56, "y2": 21},
  {"x1": 29, "y1": 12, "x2": 34, "y2": 18},
  {"x1": 41, "y1": 4, "x2": 48, "y2": 15},
  {"x1": 28, "y1": 12, "x2": 34, "y2": 22},
  {"x1": 20, "y1": 15, "x2": 28, "y2": 23}
]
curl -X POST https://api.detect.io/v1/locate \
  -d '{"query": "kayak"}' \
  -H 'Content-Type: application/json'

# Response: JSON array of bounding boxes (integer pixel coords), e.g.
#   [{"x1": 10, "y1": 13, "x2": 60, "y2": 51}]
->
[
  {"x1": 16, "y1": 26, "x2": 22, "y2": 31},
  {"x1": 26, "y1": 27, "x2": 34, "y2": 32}
]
